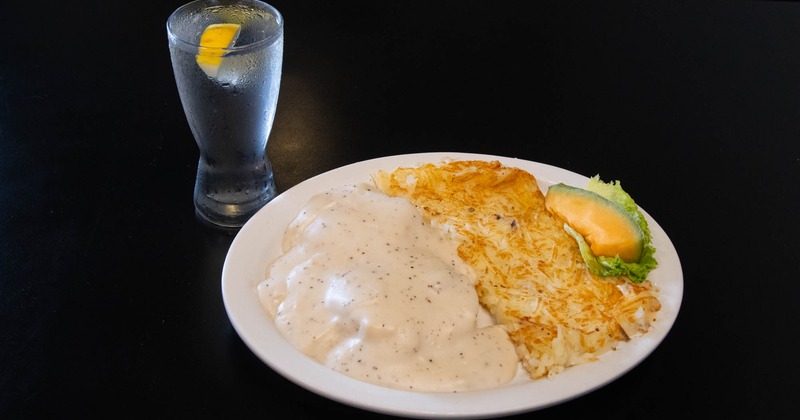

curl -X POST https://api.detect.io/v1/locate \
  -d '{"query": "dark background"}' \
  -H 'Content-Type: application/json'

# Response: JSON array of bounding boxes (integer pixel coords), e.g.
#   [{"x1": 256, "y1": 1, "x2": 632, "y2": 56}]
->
[{"x1": 2, "y1": 0, "x2": 799, "y2": 418}]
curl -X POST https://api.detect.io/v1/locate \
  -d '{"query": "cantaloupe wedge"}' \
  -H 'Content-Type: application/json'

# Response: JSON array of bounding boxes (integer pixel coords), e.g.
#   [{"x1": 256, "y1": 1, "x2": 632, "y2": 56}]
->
[{"x1": 545, "y1": 183, "x2": 644, "y2": 263}]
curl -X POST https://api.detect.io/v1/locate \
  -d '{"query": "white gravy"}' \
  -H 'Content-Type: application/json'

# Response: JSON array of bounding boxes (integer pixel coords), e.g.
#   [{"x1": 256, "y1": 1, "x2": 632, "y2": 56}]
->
[{"x1": 257, "y1": 183, "x2": 519, "y2": 392}]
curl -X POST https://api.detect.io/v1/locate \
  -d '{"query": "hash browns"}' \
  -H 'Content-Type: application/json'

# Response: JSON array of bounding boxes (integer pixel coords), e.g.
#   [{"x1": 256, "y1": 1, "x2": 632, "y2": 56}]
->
[{"x1": 373, "y1": 160, "x2": 661, "y2": 379}]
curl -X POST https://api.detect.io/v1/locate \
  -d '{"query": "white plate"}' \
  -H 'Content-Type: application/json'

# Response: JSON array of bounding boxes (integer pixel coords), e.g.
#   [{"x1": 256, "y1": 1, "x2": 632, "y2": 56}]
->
[{"x1": 222, "y1": 152, "x2": 683, "y2": 419}]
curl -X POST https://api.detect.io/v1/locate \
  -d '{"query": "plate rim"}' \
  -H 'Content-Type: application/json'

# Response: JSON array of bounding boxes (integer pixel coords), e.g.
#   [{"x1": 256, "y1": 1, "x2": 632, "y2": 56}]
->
[{"x1": 221, "y1": 152, "x2": 684, "y2": 418}]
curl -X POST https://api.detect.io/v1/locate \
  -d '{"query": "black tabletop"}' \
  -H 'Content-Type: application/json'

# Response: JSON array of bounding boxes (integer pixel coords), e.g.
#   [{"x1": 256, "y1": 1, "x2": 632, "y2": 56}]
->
[{"x1": 2, "y1": 0, "x2": 799, "y2": 418}]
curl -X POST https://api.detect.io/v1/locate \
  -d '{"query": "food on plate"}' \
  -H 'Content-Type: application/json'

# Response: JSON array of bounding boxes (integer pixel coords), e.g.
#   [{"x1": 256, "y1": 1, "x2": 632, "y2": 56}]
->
[
  {"x1": 544, "y1": 177, "x2": 658, "y2": 283},
  {"x1": 373, "y1": 160, "x2": 661, "y2": 379},
  {"x1": 545, "y1": 183, "x2": 644, "y2": 262},
  {"x1": 257, "y1": 183, "x2": 519, "y2": 392}
]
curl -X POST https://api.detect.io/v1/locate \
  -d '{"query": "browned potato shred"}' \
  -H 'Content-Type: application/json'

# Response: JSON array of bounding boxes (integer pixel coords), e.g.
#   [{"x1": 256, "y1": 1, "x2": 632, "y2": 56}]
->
[{"x1": 373, "y1": 160, "x2": 661, "y2": 379}]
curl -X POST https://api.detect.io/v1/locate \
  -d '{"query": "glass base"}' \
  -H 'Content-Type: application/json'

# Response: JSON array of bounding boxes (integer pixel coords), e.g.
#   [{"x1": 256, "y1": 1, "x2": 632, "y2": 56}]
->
[{"x1": 193, "y1": 179, "x2": 277, "y2": 228}]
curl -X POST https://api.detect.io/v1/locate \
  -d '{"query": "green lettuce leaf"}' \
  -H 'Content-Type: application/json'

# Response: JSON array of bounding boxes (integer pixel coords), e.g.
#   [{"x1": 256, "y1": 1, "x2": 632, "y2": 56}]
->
[{"x1": 564, "y1": 176, "x2": 658, "y2": 284}]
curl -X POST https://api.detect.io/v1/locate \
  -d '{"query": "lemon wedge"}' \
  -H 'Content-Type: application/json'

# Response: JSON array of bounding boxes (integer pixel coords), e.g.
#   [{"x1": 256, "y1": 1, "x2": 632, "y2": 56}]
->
[{"x1": 196, "y1": 23, "x2": 241, "y2": 78}]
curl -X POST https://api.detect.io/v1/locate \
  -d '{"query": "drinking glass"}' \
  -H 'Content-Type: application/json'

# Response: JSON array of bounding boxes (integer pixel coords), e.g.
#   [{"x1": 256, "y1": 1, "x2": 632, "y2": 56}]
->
[{"x1": 167, "y1": 0, "x2": 283, "y2": 228}]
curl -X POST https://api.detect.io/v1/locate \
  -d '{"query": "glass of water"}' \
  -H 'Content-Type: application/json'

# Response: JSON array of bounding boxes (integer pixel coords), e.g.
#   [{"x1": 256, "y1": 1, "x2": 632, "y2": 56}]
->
[{"x1": 167, "y1": 0, "x2": 283, "y2": 228}]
